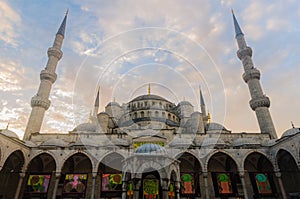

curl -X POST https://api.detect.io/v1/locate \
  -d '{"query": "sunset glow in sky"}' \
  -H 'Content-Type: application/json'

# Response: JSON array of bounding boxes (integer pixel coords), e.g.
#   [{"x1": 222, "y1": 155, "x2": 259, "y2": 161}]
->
[{"x1": 1, "y1": 0, "x2": 300, "y2": 138}]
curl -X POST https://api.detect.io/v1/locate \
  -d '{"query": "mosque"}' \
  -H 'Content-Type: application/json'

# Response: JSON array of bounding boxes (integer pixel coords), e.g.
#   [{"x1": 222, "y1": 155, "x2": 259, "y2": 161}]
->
[{"x1": 0, "y1": 10, "x2": 299, "y2": 199}]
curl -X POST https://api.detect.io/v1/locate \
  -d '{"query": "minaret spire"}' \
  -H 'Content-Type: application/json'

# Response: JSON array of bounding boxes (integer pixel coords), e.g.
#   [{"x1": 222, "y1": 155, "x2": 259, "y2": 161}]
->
[
  {"x1": 232, "y1": 11, "x2": 277, "y2": 139},
  {"x1": 199, "y1": 86, "x2": 206, "y2": 115},
  {"x1": 93, "y1": 87, "x2": 100, "y2": 117},
  {"x1": 57, "y1": 9, "x2": 68, "y2": 37},
  {"x1": 24, "y1": 12, "x2": 67, "y2": 140},
  {"x1": 232, "y1": 9, "x2": 244, "y2": 38}
]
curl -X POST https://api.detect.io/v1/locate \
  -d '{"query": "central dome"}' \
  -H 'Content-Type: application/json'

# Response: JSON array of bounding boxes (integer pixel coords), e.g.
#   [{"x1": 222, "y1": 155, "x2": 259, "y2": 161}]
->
[{"x1": 131, "y1": 94, "x2": 170, "y2": 103}]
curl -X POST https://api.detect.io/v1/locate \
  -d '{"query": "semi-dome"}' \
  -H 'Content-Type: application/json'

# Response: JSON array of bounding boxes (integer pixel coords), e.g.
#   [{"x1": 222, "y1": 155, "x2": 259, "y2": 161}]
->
[
  {"x1": 178, "y1": 101, "x2": 193, "y2": 106},
  {"x1": 40, "y1": 138, "x2": 67, "y2": 147},
  {"x1": 0, "y1": 129, "x2": 19, "y2": 139},
  {"x1": 106, "y1": 101, "x2": 121, "y2": 107},
  {"x1": 281, "y1": 127, "x2": 300, "y2": 138},
  {"x1": 131, "y1": 94, "x2": 170, "y2": 103},
  {"x1": 134, "y1": 143, "x2": 166, "y2": 154},
  {"x1": 206, "y1": 122, "x2": 230, "y2": 133},
  {"x1": 74, "y1": 122, "x2": 97, "y2": 132}
]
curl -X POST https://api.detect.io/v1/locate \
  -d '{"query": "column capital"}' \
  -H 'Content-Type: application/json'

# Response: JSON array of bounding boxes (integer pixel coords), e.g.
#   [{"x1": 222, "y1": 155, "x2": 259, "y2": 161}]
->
[
  {"x1": 55, "y1": 171, "x2": 61, "y2": 178},
  {"x1": 274, "y1": 171, "x2": 282, "y2": 178},
  {"x1": 92, "y1": 172, "x2": 97, "y2": 178},
  {"x1": 19, "y1": 172, "x2": 26, "y2": 178}
]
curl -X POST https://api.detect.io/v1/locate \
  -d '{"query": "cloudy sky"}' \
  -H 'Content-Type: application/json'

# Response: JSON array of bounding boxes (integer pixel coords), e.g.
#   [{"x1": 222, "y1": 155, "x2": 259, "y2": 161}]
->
[{"x1": 0, "y1": 0, "x2": 300, "y2": 138}]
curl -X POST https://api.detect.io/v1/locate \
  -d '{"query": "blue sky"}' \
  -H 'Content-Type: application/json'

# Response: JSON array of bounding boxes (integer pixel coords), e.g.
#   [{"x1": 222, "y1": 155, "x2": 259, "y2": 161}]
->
[{"x1": 0, "y1": 0, "x2": 300, "y2": 138}]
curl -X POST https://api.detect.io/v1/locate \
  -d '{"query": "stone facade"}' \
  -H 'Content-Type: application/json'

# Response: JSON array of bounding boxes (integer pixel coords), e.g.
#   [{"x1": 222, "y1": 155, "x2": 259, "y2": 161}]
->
[{"x1": 0, "y1": 11, "x2": 300, "y2": 199}]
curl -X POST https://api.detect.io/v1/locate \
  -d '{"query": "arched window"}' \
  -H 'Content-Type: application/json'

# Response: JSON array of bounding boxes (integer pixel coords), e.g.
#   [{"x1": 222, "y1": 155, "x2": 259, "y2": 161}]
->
[
  {"x1": 168, "y1": 114, "x2": 171, "y2": 120},
  {"x1": 141, "y1": 111, "x2": 144, "y2": 118},
  {"x1": 155, "y1": 111, "x2": 159, "y2": 117}
]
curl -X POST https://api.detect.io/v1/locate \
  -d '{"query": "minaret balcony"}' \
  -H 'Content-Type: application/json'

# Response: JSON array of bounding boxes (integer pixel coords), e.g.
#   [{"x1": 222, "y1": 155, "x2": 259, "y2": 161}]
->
[
  {"x1": 237, "y1": 46, "x2": 252, "y2": 60},
  {"x1": 47, "y1": 47, "x2": 63, "y2": 60},
  {"x1": 40, "y1": 70, "x2": 57, "y2": 83},
  {"x1": 242, "y1": 68, "x2": 260, "y2": 83},
  {"x1": 31, "y1": 96, "x2": 51, "y2": 110},
  {"x1": 249, "y1": 96, "x2": 270, "y2": 110}
]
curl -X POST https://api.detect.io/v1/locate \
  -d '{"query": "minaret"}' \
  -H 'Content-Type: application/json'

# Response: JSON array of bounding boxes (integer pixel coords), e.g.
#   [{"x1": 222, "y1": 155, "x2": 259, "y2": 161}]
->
[
  {"x1": 232, "y1": 11, "x2": 277, "y2": 139},
  {"x1": 93, "y1": 87, "x2": 100, "y2": 117},
  {"x1": 23, "y1": 11, "x2": 68, "y2": 140}
]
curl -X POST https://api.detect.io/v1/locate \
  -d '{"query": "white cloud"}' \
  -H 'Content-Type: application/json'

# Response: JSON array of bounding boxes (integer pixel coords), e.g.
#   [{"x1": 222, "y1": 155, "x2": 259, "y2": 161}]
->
[{"x1": 0, "y1": 1, "x2": 21, "y2": 46}]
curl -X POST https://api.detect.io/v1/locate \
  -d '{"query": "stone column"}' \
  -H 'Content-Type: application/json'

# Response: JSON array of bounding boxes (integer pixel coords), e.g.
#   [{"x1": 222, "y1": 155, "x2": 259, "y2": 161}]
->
[
  {"x1": 14, "y1": 172, "x2": 25, "y2": 199},
  {"x1": 161, "y1": 178, "x2": 169, "y2": 199},
  {"x1": 51, "y1": 172, "x2": 61, "y2": 199},
  {"x1": 91, "y1": 172, "x2": 97, "y2": 199},
  {"x1": 175, "y1": 181, "x2": 180, "y2": 199},
  {"x1": 133, "y1": 178, "x2": 141, "y2": 199},
  {"x1": 239, "y1": 170, "x2": 249, "y2": 199},
  {"x1": 275, "y1": 171, "x2": 287, "y2": 199},
  {"x1": 122, "y1": 181, "x2": 128, "y2": 199},
  {"x1": 203, "y1": 172, "x2": 209, "y2": 199}
]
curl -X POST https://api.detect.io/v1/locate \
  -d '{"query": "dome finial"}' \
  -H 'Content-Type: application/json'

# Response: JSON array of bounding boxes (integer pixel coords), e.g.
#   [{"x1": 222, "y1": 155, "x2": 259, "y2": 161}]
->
[
  {"x1": 291, "y1": 121, "x2": 295, "y2": 128},
  {"x1": 207, "y1": 111, "x2": 211, "y2": 123},
  {"x1": 148, "y1": 83, "x2": 151, "y2": 95}
]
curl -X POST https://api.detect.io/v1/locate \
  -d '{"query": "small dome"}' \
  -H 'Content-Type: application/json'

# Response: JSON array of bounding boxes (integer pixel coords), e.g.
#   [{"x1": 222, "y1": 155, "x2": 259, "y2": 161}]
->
[
  {"x1": 206, "y1": 122, "x2": 230, "y2": 133},
  {"x1": 107, "y1": 101, "x2": 121, "y2": 107},
  {"x1": 281, "y1": 127, "x2": 300, "y2": 138},
  {"x1": 135, "y1": 143, "x2": 166, "y2": 154},
  {"x1": 233, "y1": 138, "x2": 260, "y2": 147},
  {"x1": 178, "y1": 101, "x2": 193, "y2": 106},
  {"x1": 1, "y1": 129, "x2": 19, "y2": 139},
  {"x1": 40, "y1": 138, "x2": 67, "y2": 147},
  {"x1": 74, "y1": 122, "x2": 97, "y2": 132}
]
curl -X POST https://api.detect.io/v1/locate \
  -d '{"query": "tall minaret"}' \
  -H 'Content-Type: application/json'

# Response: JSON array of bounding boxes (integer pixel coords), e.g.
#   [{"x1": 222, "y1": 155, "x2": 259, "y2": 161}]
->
[
  {"x1": 23, "y1": 12, "x2": 68, "y2": 140},
  {"x1": 232, "y1": 11, "x2": 277, "y2": 139}
]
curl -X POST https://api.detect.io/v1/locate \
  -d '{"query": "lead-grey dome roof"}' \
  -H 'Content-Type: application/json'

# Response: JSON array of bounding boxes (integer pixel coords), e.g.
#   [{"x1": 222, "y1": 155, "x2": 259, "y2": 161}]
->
[
  {"x1": 131, "y1": 94, "x2": 170, "y2": 102},
  {"x1": 281, "y1": 127, "x2": 300, "y2": 138},
  {"x1": 134, "y1": 143, "x2": 166, "y2": 154},
  {"x1": 0, "y1": 129, "x2": 19, "y2": 139}
]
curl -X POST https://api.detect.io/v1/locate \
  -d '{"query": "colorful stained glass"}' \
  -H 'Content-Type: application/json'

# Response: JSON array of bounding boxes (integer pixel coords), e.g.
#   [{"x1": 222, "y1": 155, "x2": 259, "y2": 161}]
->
[
  {"x1": 168, "y1": 182, "x2": 175, "y2": 199},
  {"x1": 143, "y1": 179, "x2": 159, "y2": 199},
  {"x1": 255, "y1": 173, "x2": 272, "y2": 194},
  {"x1": 217, "y1": 173, "x2": 233, "y2": 194},
  {"x1": 102, "y1": 173, "x2": 123, "y2": 191},
  {"x1": 26, "y1": 175, "x2": 51, "y2": 193},
  {"x1": 63, "y1": 174, "x2": 87, "y2": 193},
  {"x1": 127, "y1": 181, "x2": 134, "y2": 199},
  {"x1": 181, "y1": 173, "x2": 194, "y2": 194}
]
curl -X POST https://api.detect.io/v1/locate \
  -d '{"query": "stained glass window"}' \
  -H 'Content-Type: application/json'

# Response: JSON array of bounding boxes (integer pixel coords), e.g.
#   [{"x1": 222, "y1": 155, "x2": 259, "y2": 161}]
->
[
  {"x1": 143, "y1": 179, "x2": 159, "y2": 199},
  {"x1": 101, "y1": 173, "x2": 122, "y2": 191},
  {"x1": 168, "y1": 182, "x2": 175, "y2": 199},
  {"x1": 63, "y1": 174, "x2": 87, "y2": 193},
  {"x1": 181, "y1": 173, "x2": 194, "y2": 194},
  {"x1": 127, "y1": 181, "x2": 134, "y2": 199},
  {"x1": 254, "y1": 173, "x2": 272, "y2": 194},
  {"x1": 26, "y1": 175, "x2": 51, "y2": 193},
  {"x1": 216, "y1": 173, "x2": 233, "y2": 194}
]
